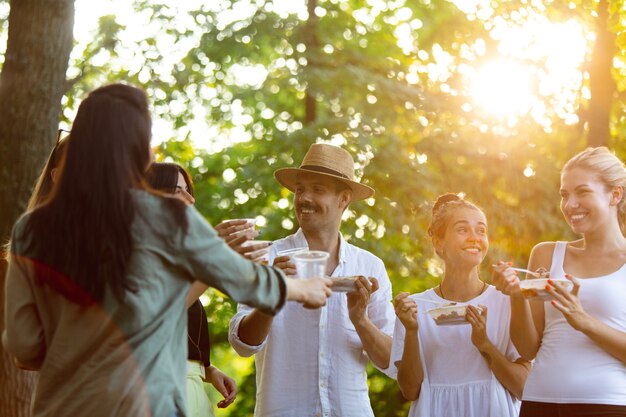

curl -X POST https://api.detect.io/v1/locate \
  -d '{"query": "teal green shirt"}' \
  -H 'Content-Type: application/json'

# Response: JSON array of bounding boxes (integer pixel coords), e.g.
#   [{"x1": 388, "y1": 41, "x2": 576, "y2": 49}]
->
[{"x1": 3, "y1": 190, "x2": 286, "y2": 417}]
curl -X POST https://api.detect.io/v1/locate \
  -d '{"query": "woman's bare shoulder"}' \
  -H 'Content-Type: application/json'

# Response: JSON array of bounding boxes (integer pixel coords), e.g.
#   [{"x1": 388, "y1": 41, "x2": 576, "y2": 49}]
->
[
  {"x1": 530, "y1": 241, "x2": 556, "y2": 256},
  {"x1": 528, "y1": 241, "x2": 557, "y2": 269},
  {"x1": 529, "y1": 239, "x2": 582, "y2": 269}
]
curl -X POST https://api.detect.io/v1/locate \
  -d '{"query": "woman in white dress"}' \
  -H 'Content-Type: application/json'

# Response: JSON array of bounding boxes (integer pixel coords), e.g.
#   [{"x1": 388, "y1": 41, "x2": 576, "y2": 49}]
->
[
  {"x1": 390, "y1": 193, "x2": 530, "y2": 417},
  {"x1": 493, "y1": 147, "x2": 626, "y2": 417}
]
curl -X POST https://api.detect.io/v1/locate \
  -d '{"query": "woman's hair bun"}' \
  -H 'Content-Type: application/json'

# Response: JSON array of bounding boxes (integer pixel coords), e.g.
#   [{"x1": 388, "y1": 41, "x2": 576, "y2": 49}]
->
[{"x1": 432, "y1": 193, "x2": 461, "y2": 216}]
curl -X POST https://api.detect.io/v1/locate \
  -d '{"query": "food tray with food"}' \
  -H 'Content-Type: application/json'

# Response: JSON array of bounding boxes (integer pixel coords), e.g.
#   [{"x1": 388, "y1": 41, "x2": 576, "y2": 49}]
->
[
  {"x1": 519, "y1": 278, "x2": 573, "y2": 301},
  {"x1": 330, "y1": 276, "x2": 361, "y2": 292},
  {"x1": 330, "y1": 275, "x2": 368, "y2": 292},
  {"x1": 427, "y1": 304, "x2": 482, "y2": 326}
]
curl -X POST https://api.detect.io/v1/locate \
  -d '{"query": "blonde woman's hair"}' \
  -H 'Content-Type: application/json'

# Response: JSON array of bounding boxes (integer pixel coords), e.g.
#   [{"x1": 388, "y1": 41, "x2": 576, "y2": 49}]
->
[
  {"x1": 428, "y1": 193, "x2": 484, "y2": 257},
  {"x1": 563, "y1": 146, "x2": 626, "y2": 236}
]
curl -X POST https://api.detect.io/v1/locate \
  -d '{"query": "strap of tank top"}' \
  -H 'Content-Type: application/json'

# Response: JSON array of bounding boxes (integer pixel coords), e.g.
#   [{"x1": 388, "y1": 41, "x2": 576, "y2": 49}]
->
[{"x1": 549, "y1": 241, "x2": 567, "y2": 279}]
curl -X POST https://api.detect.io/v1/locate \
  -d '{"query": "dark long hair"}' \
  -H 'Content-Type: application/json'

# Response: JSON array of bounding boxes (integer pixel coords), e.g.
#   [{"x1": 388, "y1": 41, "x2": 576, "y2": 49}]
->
[
  {"x1": 146, "y1": 162, "x2": 195, "y2": 197},
  {"x1": 27, "y1": 131, "x2": 69, "y2": 210},
  {"x1": 146, "y1": 162, "x2": 194, "y2": 228},
  {"x1": 23, "y1": 84, "x2": 153, "y2": 306}
]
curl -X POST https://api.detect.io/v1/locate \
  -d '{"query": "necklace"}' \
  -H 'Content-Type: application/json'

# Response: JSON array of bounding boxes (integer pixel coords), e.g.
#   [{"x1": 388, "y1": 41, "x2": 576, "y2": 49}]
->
[
  {"x1": 439, "y1": 280, "x2": 487, "y2": 301},
  {"x1": 188, "y1": 303, "x2": 203, "y2": 358}
]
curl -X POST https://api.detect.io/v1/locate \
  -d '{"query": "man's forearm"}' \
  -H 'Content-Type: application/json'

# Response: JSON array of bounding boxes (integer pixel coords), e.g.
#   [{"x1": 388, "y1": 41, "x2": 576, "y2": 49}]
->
[
  {"x1": 354, "y1": 318, "x2": 392, "y2": 369},
  {"x1": 237, "y1": 309, "x2": 275, "y2": 346}
]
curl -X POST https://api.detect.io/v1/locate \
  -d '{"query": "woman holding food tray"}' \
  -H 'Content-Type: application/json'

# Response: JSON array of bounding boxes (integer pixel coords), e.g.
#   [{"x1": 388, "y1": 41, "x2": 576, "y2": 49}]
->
[
  {"x1": 493, "y1": 147, "x2": 626, "y2": 417},
  {"x1": 390, "y1": 193, "x2": 530, "y2": 417}
]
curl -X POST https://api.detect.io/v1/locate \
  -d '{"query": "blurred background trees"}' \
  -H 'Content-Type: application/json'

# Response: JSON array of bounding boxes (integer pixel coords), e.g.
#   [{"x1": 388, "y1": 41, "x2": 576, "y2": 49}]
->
[{"x1": 1, "y1": 0, "x2": 625, "y2": 415}]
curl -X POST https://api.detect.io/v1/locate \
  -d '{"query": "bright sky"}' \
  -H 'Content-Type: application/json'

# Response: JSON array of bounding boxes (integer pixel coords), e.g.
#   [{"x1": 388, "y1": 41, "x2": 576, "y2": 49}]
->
[
  {"x1": 72, "y1": 0, "x2": 307, "y2": 151},
  {"x1": 69, "y1": 0, "x2": 589, "y2": 148},
  {"x1": 468, "y1": 13, "x2": 588, "y2": 130},
  {"x1": 72, "y1": 0, "x2": 205, "y2": 147}
]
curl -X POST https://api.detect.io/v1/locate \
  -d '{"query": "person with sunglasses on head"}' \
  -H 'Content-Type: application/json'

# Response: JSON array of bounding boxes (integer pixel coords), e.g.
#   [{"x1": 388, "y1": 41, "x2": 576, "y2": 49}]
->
[
  {"x1": 2, "y1": 83, "x2": 332, "y2": 417},
  {"x1": 146, "y1": 162, "x2": 237, "y2": 417},
  {"x1": 390, "y1": 193, "x2": 529, "y2": 417},
  {"x1": 493, "y1": 147, "x2": 626, "y2": 417}
]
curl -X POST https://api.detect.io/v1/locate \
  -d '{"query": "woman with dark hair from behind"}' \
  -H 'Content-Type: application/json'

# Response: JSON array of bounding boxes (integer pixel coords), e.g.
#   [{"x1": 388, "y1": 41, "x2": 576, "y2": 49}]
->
[
  {"x1": 2, "y1": 83, "x2": 332, "y2": 417},
  {"x1": 146, "y1": 162, "x2": 237, "y2": 416}
]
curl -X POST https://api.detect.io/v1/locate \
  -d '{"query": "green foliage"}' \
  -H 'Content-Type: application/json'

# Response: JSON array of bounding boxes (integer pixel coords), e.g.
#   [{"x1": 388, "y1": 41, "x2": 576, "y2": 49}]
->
[
  {"x1": 5, "y1": 0, "x2": 625, "y2": 415},
  {"x1": 147, "y1": 1, "x2": 600, "y2": 415},
  {"x1": 146, "y1": 2, "x2": 585, "y2": 415}
]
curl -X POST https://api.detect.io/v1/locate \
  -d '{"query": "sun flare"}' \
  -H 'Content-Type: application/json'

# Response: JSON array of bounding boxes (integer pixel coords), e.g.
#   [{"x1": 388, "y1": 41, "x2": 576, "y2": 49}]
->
[
  {"x1": 470, "y1": 60, "x2": 534, "y2": 117},
  {"x1": 468, "y1": 14, "x2": 588, "y2": 125}
]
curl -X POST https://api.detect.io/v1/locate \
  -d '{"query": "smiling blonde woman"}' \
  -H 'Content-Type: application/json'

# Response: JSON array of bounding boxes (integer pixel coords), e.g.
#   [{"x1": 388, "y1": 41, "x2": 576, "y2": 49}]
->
[{"x1": 494, "y1": 147, "x2": 626, "y2": 417}]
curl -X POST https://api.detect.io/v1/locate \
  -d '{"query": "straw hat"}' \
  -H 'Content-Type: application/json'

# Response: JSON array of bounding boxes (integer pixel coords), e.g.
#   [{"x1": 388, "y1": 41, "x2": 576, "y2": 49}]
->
[{"x1": 274, "y1": 143, "x2": 375, "y2": 201}]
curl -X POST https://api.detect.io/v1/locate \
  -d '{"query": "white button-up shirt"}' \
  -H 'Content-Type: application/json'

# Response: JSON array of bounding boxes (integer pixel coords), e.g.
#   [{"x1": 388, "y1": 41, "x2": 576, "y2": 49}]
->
[{"x1": 229, "y1": 229, "x2": 395, "y2": 417}]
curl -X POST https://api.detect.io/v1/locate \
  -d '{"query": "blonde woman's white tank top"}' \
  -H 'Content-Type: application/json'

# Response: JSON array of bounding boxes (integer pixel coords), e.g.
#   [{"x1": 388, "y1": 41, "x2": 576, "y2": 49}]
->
[{"x1": 523, "y1": 241, "x2": 626, "y2": 405}]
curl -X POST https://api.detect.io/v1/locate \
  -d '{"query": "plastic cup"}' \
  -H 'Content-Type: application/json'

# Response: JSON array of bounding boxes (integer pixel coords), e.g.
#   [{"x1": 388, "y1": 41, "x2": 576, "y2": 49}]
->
[
  {"x1": 292, "y1": 250, "x2": 329, "y2": 279},
  {"x1": 241, "y1": 239, "x2": 271, "y2": 249},
  {"x1": 276, "y1": 247, "x2": 308, "y2": 262},
  {"x1": 230, "y1": 218, "x2": 258, "y2": 240},
  {"x1": 242, "y1": 240, "x2": 271, "y2": 265}
]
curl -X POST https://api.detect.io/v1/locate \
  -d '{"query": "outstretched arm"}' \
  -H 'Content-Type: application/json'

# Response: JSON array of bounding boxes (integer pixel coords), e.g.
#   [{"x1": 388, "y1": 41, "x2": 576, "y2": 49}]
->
[{"x1": 237, "y1": 277, "x2": 333, "y2": 345}]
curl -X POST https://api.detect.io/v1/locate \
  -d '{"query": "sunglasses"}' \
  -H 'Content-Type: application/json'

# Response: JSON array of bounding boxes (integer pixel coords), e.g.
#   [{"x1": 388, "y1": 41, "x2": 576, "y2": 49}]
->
[
  {"x1": 49, "y1": 129, "x2": 71, "y2": 166},
  {"x1": 56, "y1": 128, "x2": 70, "y2": 144}
]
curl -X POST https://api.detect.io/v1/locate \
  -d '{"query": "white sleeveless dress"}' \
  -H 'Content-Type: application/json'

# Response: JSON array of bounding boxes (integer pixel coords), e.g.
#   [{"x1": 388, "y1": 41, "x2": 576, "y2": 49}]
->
[{"x1": 389, "y1": 286, "x2": 521, "y2": 417}]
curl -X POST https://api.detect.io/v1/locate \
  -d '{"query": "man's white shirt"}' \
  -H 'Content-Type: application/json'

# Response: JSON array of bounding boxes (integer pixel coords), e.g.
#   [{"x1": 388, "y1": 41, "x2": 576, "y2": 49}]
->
[{"x1": 229, "y1": 229, "x2": 395, "y2": 417}]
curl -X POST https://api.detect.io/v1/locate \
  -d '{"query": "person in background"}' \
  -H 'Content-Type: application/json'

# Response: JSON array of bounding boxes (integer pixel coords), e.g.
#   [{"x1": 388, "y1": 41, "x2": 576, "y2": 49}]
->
[
  {"x1": 3, "y1": 83, "x2": 332, "y2": 417},
  {"x1": 26, "y1": 129, "x2": 69, "y2": 210},
  {"x1": 229, "y1": 143, "x2": 395, "y2": 417},
  {"x1": 145, "y1": 162, "x2": 269, "y2": 261},
  {"x1": 493, "y1": 147, "x2": 626, "y2": 417},
  {"x1": 146, "y1": 162, "x2": 237, "y2": 416},
  {"x1": 391, "y1": 193, "x2": 529, "y2": 417}
]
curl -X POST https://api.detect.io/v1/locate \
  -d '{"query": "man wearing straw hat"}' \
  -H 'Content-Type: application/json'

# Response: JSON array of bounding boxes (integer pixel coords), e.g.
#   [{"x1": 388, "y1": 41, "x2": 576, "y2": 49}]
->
[{"x1": 229, "y1": 143, "x2": 394, "y2": 417}]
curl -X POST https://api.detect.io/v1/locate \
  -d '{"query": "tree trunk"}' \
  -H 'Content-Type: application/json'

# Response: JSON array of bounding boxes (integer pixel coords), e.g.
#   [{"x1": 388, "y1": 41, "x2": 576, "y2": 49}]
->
[
  {"x1": 0, "y1": 0, "x2": 75, "y2": 415},
  {"x1": 587, "y1": 0, "x2": 615, "y2": 148},
  {"x1": 304, "y1": 0, "x2": 318, "y2": 125}
]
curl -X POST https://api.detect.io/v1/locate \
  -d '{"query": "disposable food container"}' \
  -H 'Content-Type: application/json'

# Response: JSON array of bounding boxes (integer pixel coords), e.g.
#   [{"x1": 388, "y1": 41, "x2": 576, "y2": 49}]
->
[
  {"x1": 519, "y1": 278, "x2": 573, "y2": 301},
  {"x1": 427, "y1": 304, "x2": 482, "y2": 326},
  {"x1": 330, "y1": 275, "x2": 371, "y2": 292}
]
